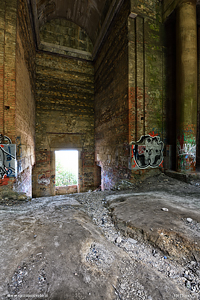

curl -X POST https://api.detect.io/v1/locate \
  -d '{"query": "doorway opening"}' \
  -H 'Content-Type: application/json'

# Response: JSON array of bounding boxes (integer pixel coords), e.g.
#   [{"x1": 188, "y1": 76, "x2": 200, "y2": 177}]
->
[{"x1": 55, "y1": 150, "x2": 78, "y2": 194}]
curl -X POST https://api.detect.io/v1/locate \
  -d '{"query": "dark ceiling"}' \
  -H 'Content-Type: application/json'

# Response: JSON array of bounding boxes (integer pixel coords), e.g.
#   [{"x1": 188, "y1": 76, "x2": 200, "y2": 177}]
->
[{"x1": 35, "y1": 0, "x2": 113, "y2": 45}]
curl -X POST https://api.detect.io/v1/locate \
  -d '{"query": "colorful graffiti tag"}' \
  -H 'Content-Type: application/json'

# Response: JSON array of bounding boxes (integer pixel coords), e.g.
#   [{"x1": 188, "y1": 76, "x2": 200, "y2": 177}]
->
[
  {"x1": 177, "y1": 139, "x2": 196, "y2": 171},
  {"x1": 130, "y1": 135, "x2": 164, "y2": 169},
  {"x1": 0, "y1": 135, "x2": 16, "y2": 185}
]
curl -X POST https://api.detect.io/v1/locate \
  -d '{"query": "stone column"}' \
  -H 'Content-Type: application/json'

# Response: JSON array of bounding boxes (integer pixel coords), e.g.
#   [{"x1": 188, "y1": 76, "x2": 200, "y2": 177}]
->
[{"x1": 176, "y1": 0, "x2": 197, "y2": 172}]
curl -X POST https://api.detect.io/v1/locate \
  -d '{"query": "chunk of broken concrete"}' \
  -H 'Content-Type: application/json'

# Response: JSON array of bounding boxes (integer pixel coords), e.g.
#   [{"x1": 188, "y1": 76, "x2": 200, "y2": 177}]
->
[
  {"x1": 186, "y1": 218, "x2": 193, "y2": 223},
  {"x1": 161, "y1": 208, "x2": 169, "y2": 212}
]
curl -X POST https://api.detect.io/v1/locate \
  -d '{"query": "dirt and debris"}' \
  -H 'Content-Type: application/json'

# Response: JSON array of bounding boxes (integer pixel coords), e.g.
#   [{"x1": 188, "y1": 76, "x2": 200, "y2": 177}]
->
[
  {"x1": 0, "y1": 171, "x2": 200, "y2": 299},
  {"x1": 0, "y1": 189, "x2": 30, "y2": 206}
]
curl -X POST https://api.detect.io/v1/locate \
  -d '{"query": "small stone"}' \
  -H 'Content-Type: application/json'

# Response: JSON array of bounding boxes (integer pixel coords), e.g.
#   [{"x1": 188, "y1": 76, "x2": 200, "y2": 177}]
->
[
  {"x1": 185, "y1": 280, "x2": 191, "y2": 289},
  {"x1": 34, "y1": 235, "x2": 37, "y2": 238},
  {"x1": 128, "y1": 238, "x2": 137, "y2": 244},
  {"x1": 186, "y1": 218, "x2": 193, "y2": 223},
  {"x1": 161, "y1": 208, "x2": 168, "y2": 212},
  {"x1": 115, "y1": 236, "x2": 122, "y2": 244},
  {"x1": 152, "y1": 249, "x2": 157, "y2": 256}
]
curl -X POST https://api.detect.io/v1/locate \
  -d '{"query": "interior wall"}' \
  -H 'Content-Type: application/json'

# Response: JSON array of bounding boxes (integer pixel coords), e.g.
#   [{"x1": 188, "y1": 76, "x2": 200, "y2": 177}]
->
[
  {"x1": 128, "y1": 0, "x2": 166, "y2": 174},
  {"x1": 40, "y1": 18, "x2": 93, "y2": 54},
  {"x1": 0, "y1": 0, "x2": 35, "y2": 193},
  {"x1": 165, "y1": 12, "x2": 176, "y2": 170},
  {"x1": 94, "y1": 1, "x2": 130, "y2": 190},
  {"x1": 15, "y1": 0, "x2": 36, "y2": 196},
  {"x1": 197, "y1": 6, "x2": 200, "y2": 169},
  {"x1": 0, "y1": 0, "x2": 17, "y2": 144},
  {"x1": 33, "y1": 51, "x2": 95, "y2": 197}
]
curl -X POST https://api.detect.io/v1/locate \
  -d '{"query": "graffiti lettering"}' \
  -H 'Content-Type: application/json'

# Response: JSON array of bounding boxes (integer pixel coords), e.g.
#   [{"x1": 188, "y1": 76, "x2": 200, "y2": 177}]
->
[
  {"x1": 177, "y1": 143, "x2": 196, "y2": 160},
  {"x1": 0, "y1": 136, "x2": 16, "y2": 185},
  {"x1": 177, "y1": 142, "x2": 196, "y2": 171},
  {"x1": 130, "y1": 135, "x2": 164, "y2": 169}
]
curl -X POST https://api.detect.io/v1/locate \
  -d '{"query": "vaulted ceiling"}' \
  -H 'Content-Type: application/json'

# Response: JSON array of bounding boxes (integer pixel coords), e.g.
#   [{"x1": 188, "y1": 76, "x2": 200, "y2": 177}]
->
[
  {"x1": 36, "y1": 0, "x2": 113, "y2": 44},
  {"x1": 30, "y1": 0, "x2": 125, "y2": 58}
]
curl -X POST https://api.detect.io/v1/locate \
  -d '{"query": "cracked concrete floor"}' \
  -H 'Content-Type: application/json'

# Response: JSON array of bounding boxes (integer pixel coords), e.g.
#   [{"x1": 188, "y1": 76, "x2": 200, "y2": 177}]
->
[{"x1": 0, "y1": 172, "x2": 200, "y2": 300}]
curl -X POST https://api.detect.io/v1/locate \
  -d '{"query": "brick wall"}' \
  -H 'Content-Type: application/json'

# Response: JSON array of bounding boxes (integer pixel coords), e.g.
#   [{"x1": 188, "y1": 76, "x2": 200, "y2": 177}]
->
[
  {"x1": 129, "y1": 0, "x2": 165, "y2": 142},
  {"x1": 128, "y1": 0, "x2": 166, "y2": 173},
  {"x1": 0, "y1": 0, "x2": 17, "y2": 143},
  {"x1": 95, "y1": 0, "x2": 166, "y2": 188},
  {"x1": 40, "y1": 19, "x2": 93, "y2": 53},
  {"x1": 0, "y1": 0, "x2": 35, "y2": 194},
  {"x1": 94, "y1": 1, "x2": 130, "y2": 190},
  {"x1": 33, "y1": 52, "x2": 95, "y2": 197},
  {"x1": 15, "y1": 0, "x2": 36, "y2": 196},
  {"x1": 165, "y1": 13, "x2": 176, "y2": 170}
]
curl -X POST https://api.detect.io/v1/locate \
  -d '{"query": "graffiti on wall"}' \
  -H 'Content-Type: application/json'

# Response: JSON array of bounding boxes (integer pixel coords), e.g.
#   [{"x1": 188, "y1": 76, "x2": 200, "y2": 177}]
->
[
  {"x1": 38, "y1": 172, "x2": 51, "y2": 186},
  {"x1": 130, "y1": 135, "x2": 164, "y2": 169},
  {"x1": 177, "y1": 137, "x2": 196, "y2": 171},
  {"x1": 0, "y1": 135, "x2": 16, "y2": 185}
]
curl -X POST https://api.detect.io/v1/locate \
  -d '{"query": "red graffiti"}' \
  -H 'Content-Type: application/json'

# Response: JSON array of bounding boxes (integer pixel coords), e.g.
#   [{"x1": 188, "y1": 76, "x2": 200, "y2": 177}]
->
[
  {"x1": 131, "y1": 145, "x2": 134, "y2": 158},
  {"x1": 0, "y1": 174, "x2": 9, "y2": 186},
  {"x1": 132, "y1": 161, "x2": 137, "y2": 168},
  {"x1": 138, "y1": 145, "x2": 146, "y2": 155},
  {"x1": 149, "y1": 131, "x2": 158, "y2": 137}
]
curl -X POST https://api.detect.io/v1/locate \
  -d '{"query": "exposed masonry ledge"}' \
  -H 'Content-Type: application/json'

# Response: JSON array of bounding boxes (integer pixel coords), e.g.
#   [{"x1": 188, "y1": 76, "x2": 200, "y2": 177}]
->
[
  {"x1": 165, "y1": 169, "x2": 200, "y2": 183},
  {"x1": 39, "y1": 41, "x2": 92, "y2": 61}
]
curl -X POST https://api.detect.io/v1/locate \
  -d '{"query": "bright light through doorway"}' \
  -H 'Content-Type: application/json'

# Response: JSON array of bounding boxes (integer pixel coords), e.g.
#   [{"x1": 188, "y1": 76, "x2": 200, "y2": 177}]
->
[{"x1": 55, "y1": 150, "x2": 78, "y2": 187}]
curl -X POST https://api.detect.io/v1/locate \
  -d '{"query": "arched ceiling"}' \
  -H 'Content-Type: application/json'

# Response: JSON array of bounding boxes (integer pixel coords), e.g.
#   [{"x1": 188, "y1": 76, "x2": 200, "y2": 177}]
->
[{"x1": 35, "y1": 0, "x2": 112, "y2": 45}]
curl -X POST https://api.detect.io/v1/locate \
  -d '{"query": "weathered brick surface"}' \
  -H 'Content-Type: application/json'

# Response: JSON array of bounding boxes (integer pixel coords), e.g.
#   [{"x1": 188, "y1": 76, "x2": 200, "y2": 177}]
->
[
  {"x1": 197, "y1": 27, "x2": 200, "y2": 167},
  {"x1": 40, "y1": 19, "x2": 93, "y2": 53},
  {"x1": 0, "y1": 0, "x2": 35, "y2": 195},
  {"x1": 129, "y1": 1, "x2": 165, "y2": 142},
  {"x1": 15, "y1": 0, "x2": 36, "y2": 196},
  {"x1": 0, "y1": 1, "x2": 5, "y2": 135},
  {"x1": 33, "y1": 52, "x2": 95, "y2": 197},
  {"x1": 95, "y1": 0, "x2": 166, "y2": 188},
  {"x1": 128, "y1": 0, "x2": 166, "y2": 173},
  {"x1": 94, "y1": 1, "x2": 130, "y2": 190},
  {"x1": 165, "y1": 14, "x2": 176, "y2": 169},
  {"x1": 0, "y1": 0, "x2": 17, "y2": 189},
  {"x1": 0, "y1": 0, "x2": 17, "y2": 143}
]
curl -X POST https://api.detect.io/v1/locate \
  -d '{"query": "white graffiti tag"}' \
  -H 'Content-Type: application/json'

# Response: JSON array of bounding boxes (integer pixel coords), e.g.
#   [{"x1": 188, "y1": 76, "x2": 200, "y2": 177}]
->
[{"x1": 177, "y1": 143, "x2": 196, "y2": 162}]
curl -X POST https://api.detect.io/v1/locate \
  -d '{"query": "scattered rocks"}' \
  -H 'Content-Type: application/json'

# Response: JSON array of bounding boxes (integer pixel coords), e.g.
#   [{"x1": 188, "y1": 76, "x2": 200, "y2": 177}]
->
[
  {"x1": 74, "y1": 190, "x2": 200, "y2": 299},
  {"x1": 161, "y1": 207, "x2": 169, "y2": 211}
]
